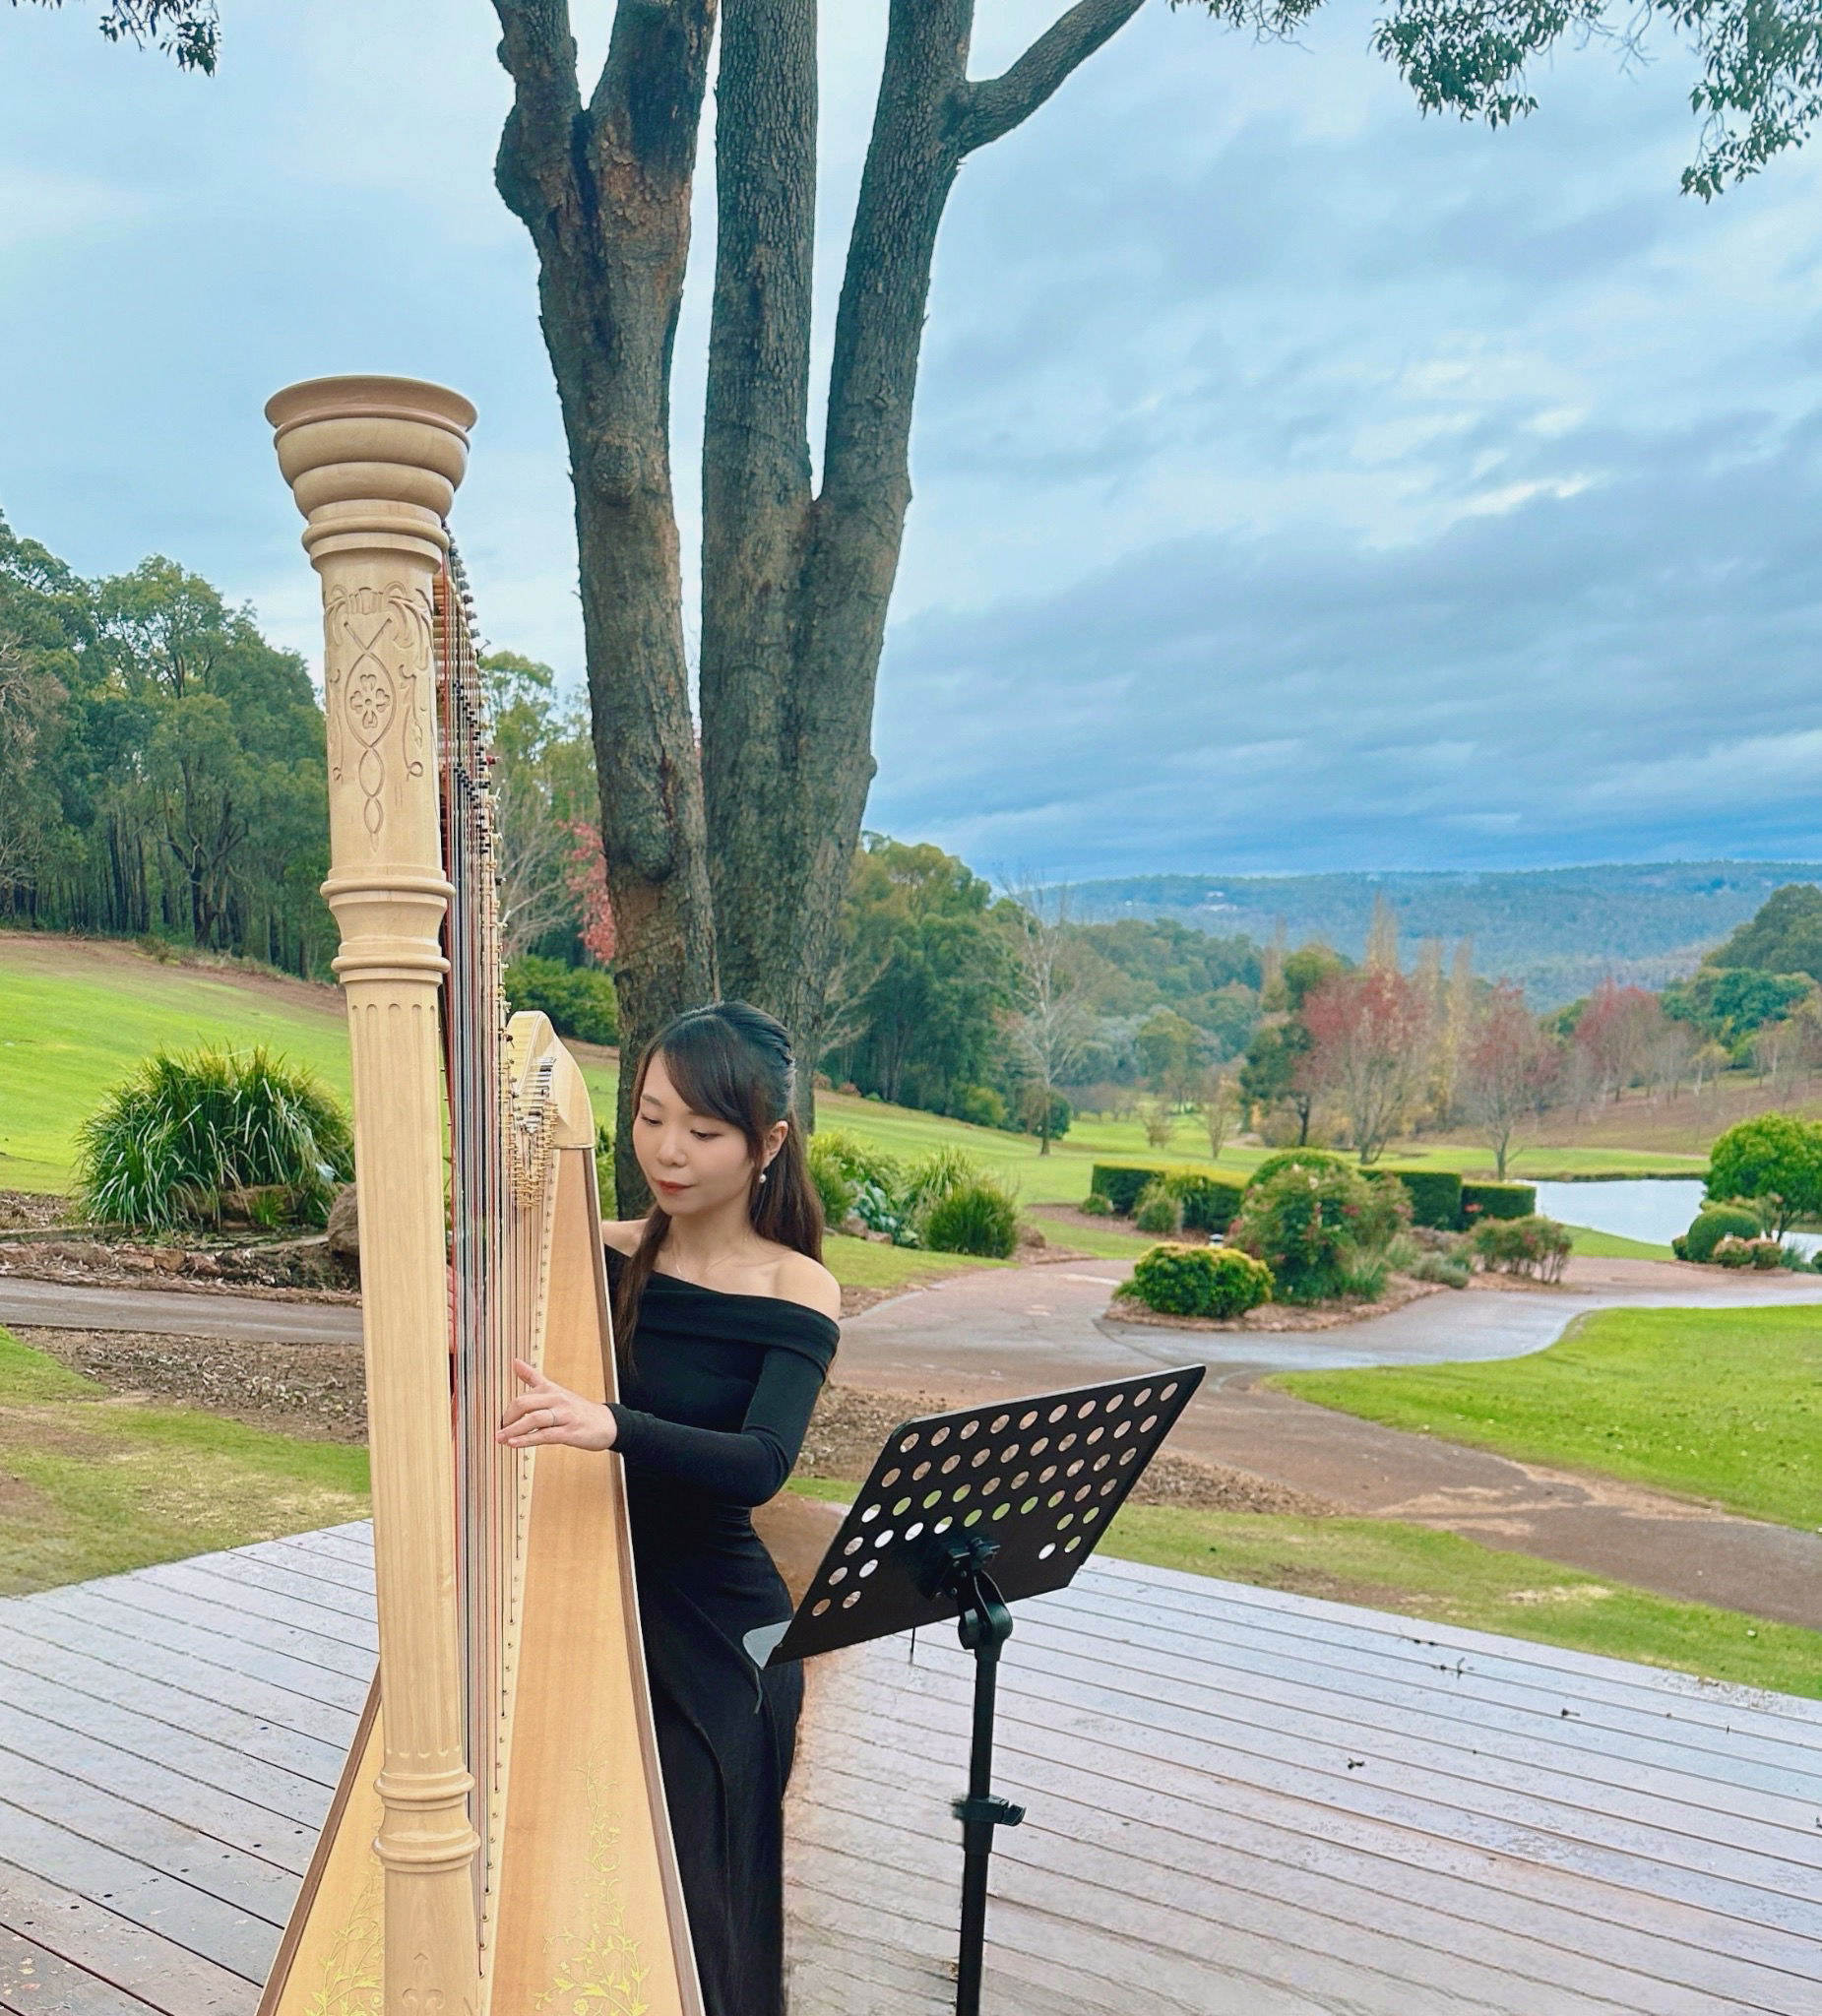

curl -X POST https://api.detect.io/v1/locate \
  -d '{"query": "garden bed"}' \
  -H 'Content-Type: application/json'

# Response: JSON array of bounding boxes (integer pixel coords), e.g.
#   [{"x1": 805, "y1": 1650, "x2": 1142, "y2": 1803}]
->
[{"x1": 1106, "y1": 1272, "x2": 1443, "y2": 1333}]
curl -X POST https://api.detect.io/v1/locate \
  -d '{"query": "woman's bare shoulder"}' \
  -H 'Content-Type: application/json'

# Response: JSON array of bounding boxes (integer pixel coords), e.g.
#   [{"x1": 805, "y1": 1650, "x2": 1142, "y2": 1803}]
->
[
  {"x1": 770, "y1": 1248, "x2": 843, "y2": 1322},
  {"x1": 599, "y1": 1219, "x2": 649, "y2": 1258}
]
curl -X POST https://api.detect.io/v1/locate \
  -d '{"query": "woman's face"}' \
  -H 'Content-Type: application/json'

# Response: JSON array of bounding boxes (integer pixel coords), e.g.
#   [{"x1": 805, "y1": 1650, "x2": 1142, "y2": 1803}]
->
[{"x1": 633, "y1": 1050, "x2": 781, "y2": 1218}]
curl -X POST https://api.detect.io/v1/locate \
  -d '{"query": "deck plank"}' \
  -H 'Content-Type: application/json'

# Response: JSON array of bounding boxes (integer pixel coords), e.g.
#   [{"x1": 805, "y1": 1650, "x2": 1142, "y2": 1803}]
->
[{"x1": 2, "y1": 1525, "x2": 1818, "y2": 2015}]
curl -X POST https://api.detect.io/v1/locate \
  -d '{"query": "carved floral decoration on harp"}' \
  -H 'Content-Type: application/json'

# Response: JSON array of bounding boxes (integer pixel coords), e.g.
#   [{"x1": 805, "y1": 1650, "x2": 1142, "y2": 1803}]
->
[
  {"x1": 324, "y1": 583, "x2": 434, "y2": 846},
  {"x1": 535, "y1": 1748, "x2": 653, "y2": 2016}
]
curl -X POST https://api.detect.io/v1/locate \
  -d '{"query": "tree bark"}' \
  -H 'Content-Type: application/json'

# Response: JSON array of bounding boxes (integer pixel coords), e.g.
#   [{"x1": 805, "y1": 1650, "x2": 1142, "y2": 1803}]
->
[
  {"x1": 495, "y1": 0, "x2": 1145, "y2": 1173},
  {"x1": 495, "y1": 0, "x2": 720, "y2": 1208}
]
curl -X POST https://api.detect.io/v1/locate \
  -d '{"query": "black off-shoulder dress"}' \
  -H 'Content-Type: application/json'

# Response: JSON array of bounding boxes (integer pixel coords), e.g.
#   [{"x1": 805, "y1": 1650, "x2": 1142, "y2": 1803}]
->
[{"x1": 603, "y1": 1247, "x2": 839, "y2": 2016}]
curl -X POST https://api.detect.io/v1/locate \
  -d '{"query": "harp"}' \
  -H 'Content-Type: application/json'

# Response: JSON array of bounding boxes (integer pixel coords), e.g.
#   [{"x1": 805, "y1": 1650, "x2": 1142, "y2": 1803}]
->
[{"x1": 258, "y1": 377, "x2": 703, "y2": 2016}]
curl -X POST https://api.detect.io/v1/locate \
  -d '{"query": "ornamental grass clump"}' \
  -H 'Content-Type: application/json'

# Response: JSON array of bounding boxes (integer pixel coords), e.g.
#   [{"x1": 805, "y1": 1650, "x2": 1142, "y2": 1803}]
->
[
  {"x1": 1127, "y1": 1243, "x2": 1273, "y2": 1320},
  {"x1": 1132, "y1": 1180, "x2": 1182, "y2": 1235},
  {"x1": 920, "y1": 1174, "x2": 1021, "y2": 1258},
  {"x1": 1230, "y1": 1160, "x2": 1408, "y2": 1304},
  {"x1": 73, "y1": 1043, "x2": 353, "y2": 1233}
]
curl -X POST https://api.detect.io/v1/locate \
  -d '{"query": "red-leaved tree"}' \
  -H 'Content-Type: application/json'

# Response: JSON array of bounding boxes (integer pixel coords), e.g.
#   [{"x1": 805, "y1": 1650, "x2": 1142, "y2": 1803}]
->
[
  {"x1": 1298, "y1": 967, "x2": 1435, "y2": 1164},
  {"x1": 1460, "y1": 982, "x2": 1561, "y2": 1178},
  {"x1": 1573, "y1": 981, "x2": 1667, "y2": 1102}
]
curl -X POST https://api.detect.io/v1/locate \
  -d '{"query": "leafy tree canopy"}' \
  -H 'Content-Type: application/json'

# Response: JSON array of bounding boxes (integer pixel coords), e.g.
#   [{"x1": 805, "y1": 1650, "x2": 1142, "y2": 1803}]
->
[
  {"x1": 1704, "y1": 883, "x2": 1822, "y2": 982},
  {"x1": 1181, "y1": 0, "x2": 1822, "y2": 199},
  {"x1": 1707, "y1": 1111, "x2": 1822, "y2": 1232},
  {"x1": 16, "y1": 0, "x2": 218, "y2": 70}
]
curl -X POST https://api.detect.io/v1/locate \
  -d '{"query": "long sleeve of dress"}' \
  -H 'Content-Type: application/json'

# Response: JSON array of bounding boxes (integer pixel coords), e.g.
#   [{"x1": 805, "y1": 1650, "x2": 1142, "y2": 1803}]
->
[{"x1": 607, "y1": 1347, "x2": 826, "y2": 1508}]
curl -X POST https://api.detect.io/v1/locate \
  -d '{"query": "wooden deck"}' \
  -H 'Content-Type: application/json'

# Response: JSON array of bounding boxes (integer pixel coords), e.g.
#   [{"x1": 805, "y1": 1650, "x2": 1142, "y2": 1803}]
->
[{"x1": 0, "y1": 1527, "x2": 1817, "y2": 2015}]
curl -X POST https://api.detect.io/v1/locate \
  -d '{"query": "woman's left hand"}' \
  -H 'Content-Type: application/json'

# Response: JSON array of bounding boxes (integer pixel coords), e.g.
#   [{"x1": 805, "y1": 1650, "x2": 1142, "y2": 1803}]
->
[{"x1": 496, "y1": 1356, "x2": 618, "y2": 1452}]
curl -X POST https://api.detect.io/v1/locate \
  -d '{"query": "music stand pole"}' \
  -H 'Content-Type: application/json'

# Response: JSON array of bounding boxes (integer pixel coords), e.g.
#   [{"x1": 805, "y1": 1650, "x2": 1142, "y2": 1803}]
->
[
  {"x1": 943, "y1": 1539, "x2": 1025, "y2": 2016},
  {"x1": 744, "y1": 1364, "x2": 1206, "y2": 2015}
]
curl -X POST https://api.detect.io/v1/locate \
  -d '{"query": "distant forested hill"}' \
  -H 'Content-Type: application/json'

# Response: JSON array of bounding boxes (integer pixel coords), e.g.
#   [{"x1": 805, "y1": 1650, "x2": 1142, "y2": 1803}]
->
[{"x1": 1065, "y1": 863, "x2": 1822, "y2": 1006}]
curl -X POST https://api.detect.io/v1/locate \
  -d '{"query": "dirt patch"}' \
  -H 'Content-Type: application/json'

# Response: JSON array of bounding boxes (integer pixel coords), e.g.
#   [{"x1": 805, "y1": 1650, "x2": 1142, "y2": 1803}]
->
[
  {"x1": 12, "y1": 1333, "x2": 1329, "y2": 1517},
  {"x1": 14, "y1": 1326, "x2": 368, "y2": 1440},
  {"x1": 0, "y1": 1192, "x2": 66, "y2": 1233},
  {"x1": 1107, "y1": 1272, "x2": 1444, "y2": 1334},
  {"x1": 795, "y1": 1380, "x2": 1333, "y2": 1517}
]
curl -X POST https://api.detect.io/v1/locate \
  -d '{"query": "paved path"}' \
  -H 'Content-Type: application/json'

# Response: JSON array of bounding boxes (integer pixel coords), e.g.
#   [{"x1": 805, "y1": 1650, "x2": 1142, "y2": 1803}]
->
[
  {"x1": 8, "y1": 1263, "x2": 1822, "y2": 1629},
  {"x1": 838, "y1": 1261, "x2": 1822, "y2": 1632},
  {"x1": 0, "y1": 1277, "x2": 360, "y2": 1344}
]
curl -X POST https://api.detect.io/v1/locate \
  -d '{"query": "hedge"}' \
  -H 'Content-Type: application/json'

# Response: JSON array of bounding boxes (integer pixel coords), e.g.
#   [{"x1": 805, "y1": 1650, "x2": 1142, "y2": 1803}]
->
[
  {"x1": 1461, "y1": 1179, "x2": 1536, "y2": 1222},
  {"x1": 1090, "y1": 1164, "x2": 1162, "y2": 1215},
  {"x1": 1364, "y1": 1166, "x2": 1463, "y2": 1231},
  {"x1": 1090, "y1": 1164, "x2": 1246, "y2": 1231}
]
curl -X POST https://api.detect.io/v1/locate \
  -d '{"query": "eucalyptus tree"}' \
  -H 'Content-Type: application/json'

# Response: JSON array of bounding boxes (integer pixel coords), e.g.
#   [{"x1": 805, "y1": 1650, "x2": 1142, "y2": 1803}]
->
[
  {"x1": 13, "y1": 0, "x2": 218, "y2": 67},
  {"x1": 490, "y1": 0, "x2": 1822, "y2": 1203}
]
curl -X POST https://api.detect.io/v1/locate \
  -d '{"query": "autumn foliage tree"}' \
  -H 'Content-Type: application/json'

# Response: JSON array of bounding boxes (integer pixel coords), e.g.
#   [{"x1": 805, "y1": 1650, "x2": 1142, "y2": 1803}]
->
[
  {"x1": 1299, "y1": 966, "x2": 1435, "y2": 1164},
  {"x1": 1459, "y1": 982, "x2": 1561, "y2": 1178}
]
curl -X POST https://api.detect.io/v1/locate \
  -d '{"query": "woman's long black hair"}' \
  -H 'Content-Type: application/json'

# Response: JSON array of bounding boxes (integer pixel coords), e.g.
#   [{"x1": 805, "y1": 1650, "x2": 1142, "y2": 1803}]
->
[{"x1": 610, "y1": 1000, "x2": 823, "y2": 1361}]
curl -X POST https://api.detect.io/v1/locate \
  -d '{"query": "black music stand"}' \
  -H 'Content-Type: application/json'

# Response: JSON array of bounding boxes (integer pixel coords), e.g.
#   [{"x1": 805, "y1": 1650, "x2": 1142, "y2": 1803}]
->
[{"x1": 745, "y1": 1363, "x2": 1205, "y2": 2016}]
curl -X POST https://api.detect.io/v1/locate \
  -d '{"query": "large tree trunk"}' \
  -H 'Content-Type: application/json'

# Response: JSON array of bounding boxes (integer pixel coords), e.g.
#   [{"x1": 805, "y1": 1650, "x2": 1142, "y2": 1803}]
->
[
  {"x1": 494, "y1": 0, "x2": 720, "y2": 1209},
  {"x1": 495, "y1": 0, "x2": 1144, "y2": 1181}
]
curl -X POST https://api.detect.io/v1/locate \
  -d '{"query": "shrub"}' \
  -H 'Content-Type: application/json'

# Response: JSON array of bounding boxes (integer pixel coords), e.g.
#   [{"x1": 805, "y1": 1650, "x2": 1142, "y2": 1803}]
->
[
  {"x1": 1461, "y1": 1179, "x2": 1536, "y2": 1223},
  {"x1": 904, "y1": 1147, "x2": 979, "y2": 1213},
  {"x1": 1706, "y1": 1112, "x2": 1822, "y2": 1234},
  {"x1": 1229, "y1": 1161, "x2": 1408, "y2": 1304},
  {"x1": 1681, "y1": 1203, "x2": 1765, "y2": 1264},
  {"x1": 953, "y1": 1084, "x2": 1008, "y2": 1130},
  {"x1": 1367, "y1": 1166, "x2": 1464, "y2": 1231},
  {"x1": 1079, "y1": 1191, "x2": 1113, "y2": 1217},
  {"x1": 1410, "y1": 1249, "x2": 1472, "y2": 1289},
  {"x1": 1133, "y1": 1182, "x2": 1182, "y2": 1235},
  {"x1": 1712, "y1": 1234, "x2": 1783, "y2": 1270},
  {"x1": 1248, "y1": 1148, "x2": 1349, "y2": 1188},
  {"x1": 1130, "y1": 1243, "x2": 1273, "y2": 1319},
  {"x1": 73, "y1": 1043, "x2": 353, "y2": 1232},
  {"x1": 922, "y1": 1175, "x2": 1020, "y2": 1258},
  {"x1": 1471, "y1": 1214, "x2": 1573, "y2": 1283},
  {"x1": 1334, "y1": 1254, "x2": 1390, "y2": 1301},
  {"x1": 1162, "y1": 1169, "x2": 1247, "y2": 1233},
  {"x1": 504, "y1": 954, "x2": 619, "y2": 1045},
  {"x1": 807, "y1": 1134, "x2": 857, "y2": 1229},
  {"x1": 812, "y1": 1131, "x2": 914, "y2": 1243}
]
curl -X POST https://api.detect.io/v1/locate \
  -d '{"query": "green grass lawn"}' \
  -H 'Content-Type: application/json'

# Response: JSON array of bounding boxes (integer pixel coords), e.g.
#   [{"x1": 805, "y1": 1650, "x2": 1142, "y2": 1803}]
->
[
  {"x1": 0, "y1": 1326, "x2": 369, "y2": 1594},
  {"x1": 823, "y1": 1233, "x2": 1004, "y2": 1292},
  {"x1": 0, "y1": 931, "x2": 1707, "y2": 1204},
  {"x1": 0, "y1": 938, "x2": 349, "y2": 1193},
  {"x1": 1277, "y1": 1304, "x2": 1822, "y2": 1531},
  {"x1": 787, "y1": 1479, "x2": 1821, "y2": 1698},
  {"x1": 1562, "y1": 1223, "x2": 1676, "y2": 1260}
]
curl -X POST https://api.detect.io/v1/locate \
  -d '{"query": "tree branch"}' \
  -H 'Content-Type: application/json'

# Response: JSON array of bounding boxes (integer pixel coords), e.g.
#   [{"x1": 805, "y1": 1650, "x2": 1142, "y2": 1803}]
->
[
  {"x1": 491, "y1": 0, "x2": 583, "y2": 238},
  {"x1": 956, "y1": 0, "x2": 1146, "y2": 154}
]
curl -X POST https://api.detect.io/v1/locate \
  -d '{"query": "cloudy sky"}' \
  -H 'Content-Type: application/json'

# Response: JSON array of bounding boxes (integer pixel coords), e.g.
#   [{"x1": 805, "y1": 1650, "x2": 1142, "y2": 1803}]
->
[{"x1": 4, "y1": 0, "x2": 1819, "y2": 878}]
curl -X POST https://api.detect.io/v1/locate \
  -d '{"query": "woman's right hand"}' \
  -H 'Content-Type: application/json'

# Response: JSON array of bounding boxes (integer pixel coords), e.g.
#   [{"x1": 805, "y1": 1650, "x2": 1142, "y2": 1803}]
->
[{"x1": 496, "y1": 1355, "x2": 617, "y2": 1452}]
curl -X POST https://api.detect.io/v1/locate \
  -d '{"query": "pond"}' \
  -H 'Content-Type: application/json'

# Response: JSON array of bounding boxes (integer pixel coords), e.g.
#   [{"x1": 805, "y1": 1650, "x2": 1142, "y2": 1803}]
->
[
  {"x1": 1532, "y1": 1179, "x2": 1704, "y2": 1247},
  {"x1": 1533, "y1": 1178, "x2": 1822, "y2": 1256}
]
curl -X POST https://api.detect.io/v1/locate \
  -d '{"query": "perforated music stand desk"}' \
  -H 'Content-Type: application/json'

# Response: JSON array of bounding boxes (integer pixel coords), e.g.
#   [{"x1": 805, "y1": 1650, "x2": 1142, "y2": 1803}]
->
[{"x1": 745, "y1": 1363, "x2": 1206, "y2": 2016}]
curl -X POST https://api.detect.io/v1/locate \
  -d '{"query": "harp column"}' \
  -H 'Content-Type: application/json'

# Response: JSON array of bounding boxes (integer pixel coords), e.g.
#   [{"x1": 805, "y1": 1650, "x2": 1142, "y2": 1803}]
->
[{"x1": 267, "y1": 376, "x2": 482, "y2": 2016}]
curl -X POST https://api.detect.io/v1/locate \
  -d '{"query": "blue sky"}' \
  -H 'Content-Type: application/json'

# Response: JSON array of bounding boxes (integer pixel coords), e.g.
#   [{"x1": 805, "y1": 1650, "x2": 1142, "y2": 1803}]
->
[{"x1": 3, "y1": 1, "x2": 1820, "y2": 877}]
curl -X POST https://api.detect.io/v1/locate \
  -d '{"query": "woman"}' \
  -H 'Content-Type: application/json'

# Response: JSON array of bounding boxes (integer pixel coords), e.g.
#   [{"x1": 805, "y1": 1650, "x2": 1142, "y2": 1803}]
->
[{"x1": 496, "y1": 1000, "x2": 841, "y2": 2016}]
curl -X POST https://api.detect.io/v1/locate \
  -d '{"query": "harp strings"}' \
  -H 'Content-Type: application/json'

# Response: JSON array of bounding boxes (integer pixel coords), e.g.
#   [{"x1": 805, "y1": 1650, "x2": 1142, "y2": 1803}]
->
[{"x1": 434, "y1": 552, "x2": 519, "y2": 1935}]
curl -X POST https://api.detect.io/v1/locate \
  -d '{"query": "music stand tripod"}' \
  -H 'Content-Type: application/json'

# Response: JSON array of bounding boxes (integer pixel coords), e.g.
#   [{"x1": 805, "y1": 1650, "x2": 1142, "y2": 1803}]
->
[{"x1": 745, "y1": 1362, "x2": 1205, "y2": 2015}]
